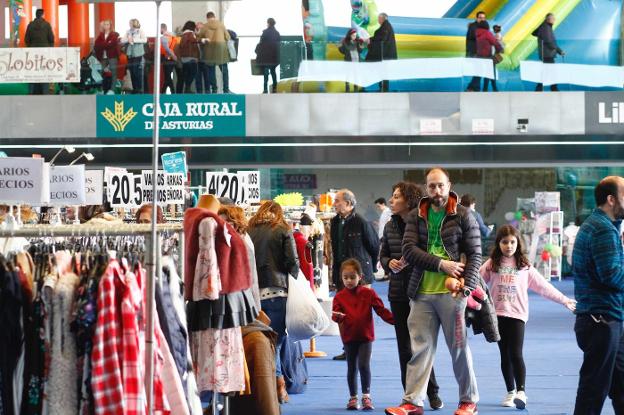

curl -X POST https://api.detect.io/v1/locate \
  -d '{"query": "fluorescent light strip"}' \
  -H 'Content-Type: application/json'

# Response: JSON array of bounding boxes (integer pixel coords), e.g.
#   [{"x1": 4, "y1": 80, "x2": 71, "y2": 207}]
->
[{"x1": 1, "y1": 140, "x2": 624, "y2": 149}]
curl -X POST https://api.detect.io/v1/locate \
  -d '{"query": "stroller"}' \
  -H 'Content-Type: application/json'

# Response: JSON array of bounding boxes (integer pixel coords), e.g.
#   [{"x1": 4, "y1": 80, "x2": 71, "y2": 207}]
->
[{"x1": 78, "y1": 52, "x2": 103, "y2": 92}]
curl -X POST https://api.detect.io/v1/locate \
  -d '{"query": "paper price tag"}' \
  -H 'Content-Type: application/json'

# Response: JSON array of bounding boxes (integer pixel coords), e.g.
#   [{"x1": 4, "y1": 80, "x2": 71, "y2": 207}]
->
[
  {"x1": 238, "y1": 170, "x2": 260, "y2": 205},
  {"x1": 0, "y1": 157, "x2": 46, "y2": 204},
  {"x1": 49, "y1": 165, "x2": 86, "y2": 206},
  {"x1": 85, "y1": 170, "x2": 104, "y2": 205},
  {"x1": 472, "y1": 118, "x2": 495, "y2": 135},
  {"x1": 420, "y1": 119, "x2": 442, "y2": 135}
]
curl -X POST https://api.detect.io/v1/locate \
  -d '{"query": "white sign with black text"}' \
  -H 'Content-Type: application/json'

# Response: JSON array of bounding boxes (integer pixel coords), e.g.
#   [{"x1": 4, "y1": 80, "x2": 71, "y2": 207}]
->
[
  {"x1": 49, "y1": 165, "x2": 86, "y2": 206},
  {"x1": 0, "y1": 157, "x2": 47, "y2": 204},
  {"x1": 205, "y1": 171, "x2": 261, "y2": 205},
  {"x1": 141, "y1": 170, "x2": 185, "y2": 205},
  {"x1": 85, "y1": 170, "x2": 104, "y2": 205},
  {"x1": 238, "y1": 170, "x2": 261, "y2": 205}
]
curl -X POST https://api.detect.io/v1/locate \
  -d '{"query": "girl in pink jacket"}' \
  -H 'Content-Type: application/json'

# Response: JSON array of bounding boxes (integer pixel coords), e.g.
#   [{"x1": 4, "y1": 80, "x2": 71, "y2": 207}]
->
[{"x1": 480, "y1": 225, "x2": 575, "y2": 410}]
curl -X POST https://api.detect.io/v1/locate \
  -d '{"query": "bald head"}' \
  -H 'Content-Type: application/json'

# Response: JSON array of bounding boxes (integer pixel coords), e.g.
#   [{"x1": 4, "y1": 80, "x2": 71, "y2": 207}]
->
[
  {"x1": 595, "y1": 176, "x2": 624, "y2": 220},
  {"x1": 426, "y1": 168, "x2": 451, "y2": 209}
]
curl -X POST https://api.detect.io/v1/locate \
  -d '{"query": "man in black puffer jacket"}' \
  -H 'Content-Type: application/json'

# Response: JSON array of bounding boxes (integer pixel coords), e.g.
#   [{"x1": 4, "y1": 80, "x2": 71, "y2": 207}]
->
[
  {"x1": 330, "y1": 189, "x2": 379, "y2": 289},
  {"x1": 386, "y1": 168, "x2": 481, "y2": 415}
]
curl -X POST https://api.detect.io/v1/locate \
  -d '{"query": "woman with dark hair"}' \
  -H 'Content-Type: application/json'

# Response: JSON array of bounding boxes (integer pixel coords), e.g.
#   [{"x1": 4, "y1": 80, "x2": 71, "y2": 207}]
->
[
  {"x1": 248, "y1": 201, "x2": 300, "y2": 404},
  {"x1": 179, "y1": 20, "x2": 200, "y2": 93},
  {"x1": 380, "y1": 182, "x2": 444, "y2": 410},
  {"x1": 255, "y1": 18, "x2": 281, "y2": 93},
  {"x1": 338, "y1": 28, "x2": 363, "y2": 92}
]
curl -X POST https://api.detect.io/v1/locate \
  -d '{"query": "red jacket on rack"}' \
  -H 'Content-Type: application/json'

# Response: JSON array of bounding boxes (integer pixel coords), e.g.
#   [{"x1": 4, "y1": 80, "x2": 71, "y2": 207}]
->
[
  {"x1": 293, "y1": 230, "x2": 314, "y2": 290},
  {"x1": 332, "y1": 285, "x2": 394, "y2": 343},
  {"x1": 183, "y1": 208, "x2": 251, "y2": 300}
]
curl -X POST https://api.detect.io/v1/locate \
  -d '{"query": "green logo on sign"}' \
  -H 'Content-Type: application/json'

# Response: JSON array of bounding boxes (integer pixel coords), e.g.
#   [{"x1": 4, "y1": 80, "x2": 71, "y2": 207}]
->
[{"x1": 96, "y1": 94, "x2": 246, "y2": 138}]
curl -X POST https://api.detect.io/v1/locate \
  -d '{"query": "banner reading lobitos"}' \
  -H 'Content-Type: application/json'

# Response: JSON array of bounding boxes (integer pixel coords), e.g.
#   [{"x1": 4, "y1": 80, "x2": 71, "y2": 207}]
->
[
  {"x1": 0, "y1": 47, "x2": 80, "y2": 83},
  {"x1": 96, "y1": 94, "x2": 246, "y2": 138}
]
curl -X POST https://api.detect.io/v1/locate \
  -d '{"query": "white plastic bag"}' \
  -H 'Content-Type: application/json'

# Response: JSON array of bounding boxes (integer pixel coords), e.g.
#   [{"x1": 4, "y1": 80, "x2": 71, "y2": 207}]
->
[{"x1": 286, "y1": 274, "x2": 330, "y2": 341}]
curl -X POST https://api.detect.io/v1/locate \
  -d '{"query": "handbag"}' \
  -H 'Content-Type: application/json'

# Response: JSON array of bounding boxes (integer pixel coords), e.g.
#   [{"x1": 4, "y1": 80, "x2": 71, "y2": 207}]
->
[
  {"x1": 250, "y1": 59, "x2": 263, "y2": 76},
  {"x1": 493, "y1": 52, "x2": 504, "y2": 64},
  {"x1": 227, "y1": 39, "x2": 237, "y2": 62}
]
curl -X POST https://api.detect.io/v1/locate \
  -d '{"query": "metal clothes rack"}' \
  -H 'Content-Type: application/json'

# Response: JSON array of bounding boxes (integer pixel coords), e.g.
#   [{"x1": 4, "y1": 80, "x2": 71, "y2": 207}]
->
[{"x1": 0, "y1": 222, "x2": 185, "y2": 409}]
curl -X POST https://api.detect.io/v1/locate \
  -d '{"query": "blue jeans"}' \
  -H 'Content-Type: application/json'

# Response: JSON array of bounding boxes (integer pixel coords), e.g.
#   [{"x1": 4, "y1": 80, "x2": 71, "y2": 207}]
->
[
  {"x1": 261, "y1": 297, "x2": 287, "y2": 377},
  {"x1": 127, "y1": 56, "x2": 143, "y2": 93},
  {"x1": 207, "y1": 64, "x2": 228, "y2": 93},
  {"x1": 196, "y1": 61, "x2": 206, "y2": 93}
]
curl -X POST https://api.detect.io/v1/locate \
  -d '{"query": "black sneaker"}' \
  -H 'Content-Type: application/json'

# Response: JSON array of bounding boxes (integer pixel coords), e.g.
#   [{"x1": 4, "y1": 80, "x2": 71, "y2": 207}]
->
[
  {"x1": 428, "y1": 393, "x2": 444, "y2": 410},
  {"x1": 332, "y1": 352, "x2": 346, "y2": 360}
]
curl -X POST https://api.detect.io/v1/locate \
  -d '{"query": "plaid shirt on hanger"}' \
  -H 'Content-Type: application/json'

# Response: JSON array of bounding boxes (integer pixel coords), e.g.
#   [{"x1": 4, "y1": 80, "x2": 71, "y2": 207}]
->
[{"x1": 91, "y1": 260, "x2": 125, "y2": 415}]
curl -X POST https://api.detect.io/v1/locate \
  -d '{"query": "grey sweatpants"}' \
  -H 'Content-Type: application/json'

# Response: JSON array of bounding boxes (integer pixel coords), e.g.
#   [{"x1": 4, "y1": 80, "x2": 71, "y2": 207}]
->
[{"x1": 403, "y1": 293, "x2": 479, "y2": 406}]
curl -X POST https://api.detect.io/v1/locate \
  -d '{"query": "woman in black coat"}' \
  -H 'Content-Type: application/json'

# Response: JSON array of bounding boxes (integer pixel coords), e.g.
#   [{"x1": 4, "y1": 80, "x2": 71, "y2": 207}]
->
[
  {"x1": 255, "y1": 18, "x2": 281, "y2": 93},
  {"x1": 380, "y1": 182, "x2": 444, "y2": 410}
]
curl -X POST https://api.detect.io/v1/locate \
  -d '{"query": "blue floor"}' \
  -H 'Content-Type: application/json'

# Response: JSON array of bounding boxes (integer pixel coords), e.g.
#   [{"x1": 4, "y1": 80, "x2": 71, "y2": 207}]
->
[{"x1": 283, "y1": 279, "x2": 617, "y2": 415}]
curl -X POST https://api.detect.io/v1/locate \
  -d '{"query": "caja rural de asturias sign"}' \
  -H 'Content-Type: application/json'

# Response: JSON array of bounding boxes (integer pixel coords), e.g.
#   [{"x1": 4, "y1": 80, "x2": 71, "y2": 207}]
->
[{"x1": 96, "y1": 94, "x2": 246, "y2": 138}]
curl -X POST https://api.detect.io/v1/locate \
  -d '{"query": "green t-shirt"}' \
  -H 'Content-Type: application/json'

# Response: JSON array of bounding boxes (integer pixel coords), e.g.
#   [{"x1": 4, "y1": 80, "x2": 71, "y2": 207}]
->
[{"x1": 418, "y1": 207, "x2": 450, "y2": 294}]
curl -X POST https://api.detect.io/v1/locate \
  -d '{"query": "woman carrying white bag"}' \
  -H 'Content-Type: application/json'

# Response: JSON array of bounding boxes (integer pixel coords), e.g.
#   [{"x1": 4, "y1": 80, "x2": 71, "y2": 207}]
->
[{"x1": 248, "y1": 202, "x2": 300, "y2": 404}]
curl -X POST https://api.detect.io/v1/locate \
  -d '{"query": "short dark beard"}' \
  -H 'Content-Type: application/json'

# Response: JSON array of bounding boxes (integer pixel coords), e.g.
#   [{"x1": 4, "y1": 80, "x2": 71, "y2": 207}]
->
[{"x1": 431, "y1": 195, "x2": 448, "y2": 208}]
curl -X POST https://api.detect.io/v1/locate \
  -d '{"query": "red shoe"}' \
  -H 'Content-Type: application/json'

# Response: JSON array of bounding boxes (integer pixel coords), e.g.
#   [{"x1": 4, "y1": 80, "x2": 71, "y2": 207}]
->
[
  {"x1": 361, "y1": 396, "x2": 374, "y2": 411},
  {"x1": 454, "y1": 402, "x2": 478, "y2": 415},
  {"x1": 385, "y1": 403, "x2": 424, "y2": 415},
  {"x1": 346, "y1": 397, "x2": 359, "y2": 410}
]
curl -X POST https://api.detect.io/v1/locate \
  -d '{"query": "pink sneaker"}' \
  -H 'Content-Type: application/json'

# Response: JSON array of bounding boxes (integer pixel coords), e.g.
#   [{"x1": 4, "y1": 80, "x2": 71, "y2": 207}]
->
[
  {"x1": 361, "y1": 396, "x2": 374, "y2": 411},
  {"x1": 347, "y1": 397, "x2": 359, "y2": 410}
]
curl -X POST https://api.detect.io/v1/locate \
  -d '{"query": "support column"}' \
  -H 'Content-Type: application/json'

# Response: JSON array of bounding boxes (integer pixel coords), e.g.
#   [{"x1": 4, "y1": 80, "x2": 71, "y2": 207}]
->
[
  {"x1": 41, "y1": 0, "x2": 59, "y2": 46},
  {"x1": 18, "y1": 0, "x2": 33, "y2": 47},
  {"x1": 0, "y1": 0, "x2": 6, "y2": 47},
  {"x1": 67, "y1": 0, "x2": 89, "y2": 57},
  {"x1": 95, "y1": 2, "x2": 114, "y2": 30}
]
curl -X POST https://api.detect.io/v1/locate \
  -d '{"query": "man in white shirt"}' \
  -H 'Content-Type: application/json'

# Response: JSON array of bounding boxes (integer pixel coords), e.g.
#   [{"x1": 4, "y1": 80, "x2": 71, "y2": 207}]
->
[{"x1": 375, "y1": 197, "x2": 392, "y2": 239}]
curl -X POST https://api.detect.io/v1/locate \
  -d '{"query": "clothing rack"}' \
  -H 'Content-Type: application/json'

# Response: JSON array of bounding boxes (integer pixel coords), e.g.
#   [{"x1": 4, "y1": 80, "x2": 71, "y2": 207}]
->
[{"x1": 0, "y1": 223, "x2": 184, "y2": 414}]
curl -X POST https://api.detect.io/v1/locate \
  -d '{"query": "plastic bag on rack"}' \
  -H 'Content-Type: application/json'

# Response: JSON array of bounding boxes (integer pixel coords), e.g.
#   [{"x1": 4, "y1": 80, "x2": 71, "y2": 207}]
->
[{"x1": 285, "y1": 273, "x2": 330, "y2": 341}]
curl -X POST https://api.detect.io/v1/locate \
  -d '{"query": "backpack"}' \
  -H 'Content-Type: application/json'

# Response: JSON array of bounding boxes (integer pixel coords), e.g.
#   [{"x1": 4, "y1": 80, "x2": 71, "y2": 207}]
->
[{"x1": 280, "y1": 335, "x2": 308, "y2": 394}]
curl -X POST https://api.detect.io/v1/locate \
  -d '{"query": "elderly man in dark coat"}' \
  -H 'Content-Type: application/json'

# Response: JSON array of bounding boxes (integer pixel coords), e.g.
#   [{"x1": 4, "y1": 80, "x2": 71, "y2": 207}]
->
[{"x1": 366, "y1": 12, "x2": 397, "y2": 92}]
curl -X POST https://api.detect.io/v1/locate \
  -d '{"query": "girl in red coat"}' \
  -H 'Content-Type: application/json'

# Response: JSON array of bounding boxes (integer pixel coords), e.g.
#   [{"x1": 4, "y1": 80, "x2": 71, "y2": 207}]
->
[{"x1": 332, "y1": 258, "x2": 394, "y2": 411}]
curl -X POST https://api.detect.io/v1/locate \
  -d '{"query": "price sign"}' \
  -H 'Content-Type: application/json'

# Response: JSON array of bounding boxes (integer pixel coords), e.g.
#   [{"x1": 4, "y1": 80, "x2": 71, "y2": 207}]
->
[
  {"x1": 108, "y1": 172, "x2": 134, "y2": 208},
  {"x1": 205, "y1": 172, "x2": 244, "y2": 204},
  {"x1": 472, "y1": 118, "x2": 495, "y2": 135},
  {"x1": 420, "y1": 118, "x2": 442, "y2": 135},
  {"x1": 238, "y1": 170, "x2": 260, "y2": 205},
  {"x1": 49, "y1": 165, "x2": 86, "y2": 206},
  {"x1": 105, "y1": 166, "x2": 127, "y2": 201},
  {"x1": 141, "y1": 170, "x2": 185, "y2": 205},
  {"x1": 85, "y1": 170, "x2": 104, "y2": 205},
  {"x1": 0, "y1": 157, "x2": 46, "y2": 204}
]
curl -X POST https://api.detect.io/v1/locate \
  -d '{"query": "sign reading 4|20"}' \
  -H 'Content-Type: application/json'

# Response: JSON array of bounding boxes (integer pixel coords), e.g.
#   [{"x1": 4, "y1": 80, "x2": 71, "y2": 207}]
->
[
  {"x1": 206, "y1": 173, "x2": 242, "y2": 203},
  {"x1": 205, "y1": 171, "x2": 260, "y2": 205}
]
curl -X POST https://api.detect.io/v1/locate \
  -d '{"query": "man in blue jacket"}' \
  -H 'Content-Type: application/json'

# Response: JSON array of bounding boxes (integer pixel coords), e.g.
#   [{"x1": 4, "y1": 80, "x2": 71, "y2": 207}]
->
[{"x1": 572, "y1": 176, "x2": 624, "y2": 415}]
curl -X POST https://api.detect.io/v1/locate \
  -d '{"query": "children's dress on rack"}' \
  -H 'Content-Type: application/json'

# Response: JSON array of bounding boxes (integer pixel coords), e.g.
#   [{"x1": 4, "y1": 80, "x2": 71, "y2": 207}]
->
[{"x1": 184, "y1": 208, "x2": 259, "y2": 394}]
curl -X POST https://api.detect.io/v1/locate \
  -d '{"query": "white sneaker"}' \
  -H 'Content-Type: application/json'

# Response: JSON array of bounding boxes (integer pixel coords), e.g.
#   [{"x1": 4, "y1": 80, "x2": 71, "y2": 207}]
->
[
  {"x1": 501, "y1": 390, "x2": 516, "y2": 407},
  {"x1": 514, "y1": 391, "x2": 527, "y2": 409}
]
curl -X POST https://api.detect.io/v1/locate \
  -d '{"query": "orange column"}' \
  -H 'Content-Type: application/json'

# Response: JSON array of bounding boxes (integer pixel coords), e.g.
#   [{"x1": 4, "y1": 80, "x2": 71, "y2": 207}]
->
[
  {"x1": 96, "y1": 3, "x2": 115, "y2": 29},
  {"x1": 67, "y1": 0, "x2": 89, "y2": 57},
  {"x1": 41, "y1": 0, "x2": 59, "y2": 46},
  {"x1": 18, "y1": 0, "x2": 33, "y2": 47}
]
